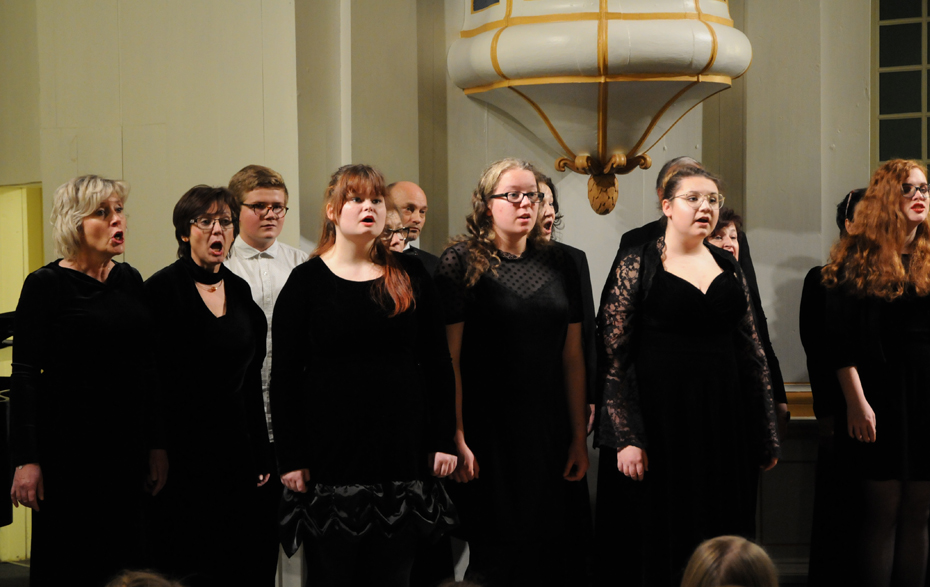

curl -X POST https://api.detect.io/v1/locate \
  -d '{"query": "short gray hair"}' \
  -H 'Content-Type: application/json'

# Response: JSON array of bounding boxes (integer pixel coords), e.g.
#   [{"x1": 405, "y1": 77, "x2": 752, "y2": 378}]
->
[{"x1": 51, "y1": 175, "x2": 129, "y2": 259}]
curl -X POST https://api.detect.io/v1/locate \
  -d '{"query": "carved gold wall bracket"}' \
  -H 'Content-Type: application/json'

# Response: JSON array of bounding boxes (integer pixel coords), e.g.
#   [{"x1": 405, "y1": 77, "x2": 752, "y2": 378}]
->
[{"x1": 555, "y1": 153, "x2": 652, "y2": 214}]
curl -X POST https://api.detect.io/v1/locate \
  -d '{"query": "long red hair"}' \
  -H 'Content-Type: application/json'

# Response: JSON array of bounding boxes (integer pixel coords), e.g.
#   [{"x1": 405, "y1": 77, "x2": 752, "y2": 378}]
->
[
  {"x1": 822, "y1": 159, "x2": 930, "y2": 300},
  {"x1": 313, "y1": 164, "x2": 414, "y2": 316}
]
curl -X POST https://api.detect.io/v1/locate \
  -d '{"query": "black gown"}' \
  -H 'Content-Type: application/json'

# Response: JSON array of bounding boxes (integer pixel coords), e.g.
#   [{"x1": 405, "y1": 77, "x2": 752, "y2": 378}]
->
[
  {"x1": 434, "y1": 241, "x2": 592, "y2": 587},
  {"x1": 10, "y1": 261, "x2": 159, "y2": 586},
  {"x1": 271, "y1": 255, "x2": 457, "y2": 558},
  {"x1": 827, "y1": 270, "x2": 930, "y2": 482},
  {"x1": 593, "y1": 239, "x2": 779, "y2": 587},
  {"x1": 144, "y1": 258, "x2": 270, "y2": 587}
]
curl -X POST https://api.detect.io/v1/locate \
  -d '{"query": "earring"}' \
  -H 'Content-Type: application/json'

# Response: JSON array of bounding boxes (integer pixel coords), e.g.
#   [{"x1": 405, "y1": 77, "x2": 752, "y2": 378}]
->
[{"x1": 182, "y1": 237, "x2": 189, "y2": 242}]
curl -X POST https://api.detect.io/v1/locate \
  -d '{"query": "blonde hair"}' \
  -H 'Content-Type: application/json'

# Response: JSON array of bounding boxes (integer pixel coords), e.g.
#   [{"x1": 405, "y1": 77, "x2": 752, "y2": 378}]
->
[
  {"x1": 51, "y1": 175, "x2": 129, "y2": 260},
  {"x1": 454, "y1": 158, "x2": 545, "y2": 287},
  {"x1": 680, "y1": 536, "x2": 778, "y2": 587},
  {"x1": 822, "y1": 159, "x2": 930, "y2": 300},
  {"x1": 227, "y1": 164, "x2": 288, "y2": 205}
]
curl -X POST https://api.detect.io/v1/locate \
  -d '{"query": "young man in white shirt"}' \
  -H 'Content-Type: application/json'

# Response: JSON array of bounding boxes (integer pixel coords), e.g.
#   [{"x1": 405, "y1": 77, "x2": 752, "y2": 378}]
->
[{"x1": 225, "y1": 164, "x2": 308, "y2": 584}]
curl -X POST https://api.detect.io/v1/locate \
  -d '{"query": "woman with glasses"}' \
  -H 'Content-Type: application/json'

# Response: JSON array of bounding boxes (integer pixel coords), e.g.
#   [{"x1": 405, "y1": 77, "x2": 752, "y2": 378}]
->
[
  {"x1": 9, "y1": 175, "x2": 165, "y2": 586},
  {"x1": 144, "y1": 185, "x2": 271, "y2": 585},
  {"x1": 594, "y1": 165, "x2": 779, "y2": 586},
  {"x1": 822, "y1": 159, "x2": 930, "y2": 587},
  {"x1": 383, "y1": 208, "x2": 410, "y2": 252},
  {"x1": 434, "y1": 158, "x2": 590, "y2": 586},
  {"x1": 271, "y1": 164, "x2": 457, "y2": 587}
]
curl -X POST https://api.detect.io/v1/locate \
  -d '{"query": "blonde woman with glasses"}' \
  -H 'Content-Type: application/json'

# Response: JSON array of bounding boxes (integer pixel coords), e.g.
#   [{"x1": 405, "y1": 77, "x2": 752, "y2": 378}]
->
[{"x1": 594, "y1": 166, "x2": 779, "y2": 586}]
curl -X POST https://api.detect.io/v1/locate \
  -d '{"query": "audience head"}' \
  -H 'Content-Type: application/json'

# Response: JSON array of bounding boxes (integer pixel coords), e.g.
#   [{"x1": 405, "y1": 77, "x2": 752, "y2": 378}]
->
[
  {"x1": 661, "y1": 166, "x2": 723, "y2": 242},
  {"x1": 656, "y1": 156, "x2": 702, "y2": 204},
  {"x1": 382, "y1": 208, "x2": 408, "y2": 252},
  {"x1": 707, "y1": 207, "x2": 743, "y2": 260},
  {"x1": 388, "y1": 181, "x2": 428, "y2": 243},
  {"x1": 51, "y1": 175, "x2": 130, "y2": 260},
  {"x1": 228, "y1": 164, "x2": 290, "y2": 251},
  {"x1": 535, "y1": 174, "x2": 563, "y2": 241},
  {"x1": 172, "y1": 185, "x2": 239, "y2": 269},
  {"x1": 106, "y1": 570, "x2": 184, "y2": 587},
  {"x1": 680, "y1": 535, "x2": 778, "y2": 587}
]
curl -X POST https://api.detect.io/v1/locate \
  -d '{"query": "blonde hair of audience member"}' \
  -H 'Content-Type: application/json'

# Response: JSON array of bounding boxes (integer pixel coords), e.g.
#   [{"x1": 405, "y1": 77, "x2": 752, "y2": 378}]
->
[
  {"x1": 454, "y1": 157, "x2": 545, "y2": 287},
  {"x1": 51, "y1": 175, "x2": 129, "y2": 260},
  {"x1": 680, "y1": 536, "x2": 778, "y2": 587},
  {"x1": 106, "y1": 570, "x2": 184, "y2": 587}
]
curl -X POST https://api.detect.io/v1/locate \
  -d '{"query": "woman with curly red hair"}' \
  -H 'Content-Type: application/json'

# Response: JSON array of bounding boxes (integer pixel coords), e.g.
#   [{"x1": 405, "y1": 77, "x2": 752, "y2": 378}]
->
[{"x1": 823, "y1": 159, "x2": 930, "y2": 587}]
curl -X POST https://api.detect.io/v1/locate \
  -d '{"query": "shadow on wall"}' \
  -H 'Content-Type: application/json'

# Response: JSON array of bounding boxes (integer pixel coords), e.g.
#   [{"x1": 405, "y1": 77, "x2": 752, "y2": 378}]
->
[{"x1": 769, "y1": 255, "x2": 823, "y2": 384}]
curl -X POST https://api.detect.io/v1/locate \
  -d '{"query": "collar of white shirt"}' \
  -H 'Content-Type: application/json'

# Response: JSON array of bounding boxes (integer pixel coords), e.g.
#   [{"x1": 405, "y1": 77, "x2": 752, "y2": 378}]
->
[{"x1": 232, "y1": 236, "x2": 279, "y2": 259}]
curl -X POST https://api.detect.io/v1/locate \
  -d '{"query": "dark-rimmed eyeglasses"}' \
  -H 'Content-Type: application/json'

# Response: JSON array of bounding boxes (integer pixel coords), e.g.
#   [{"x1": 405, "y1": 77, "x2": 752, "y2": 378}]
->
[
  {"x1": 487, "y1": 191, "x2": 544, "y2": 204},
  {"x1": 902, "y1": 183, "x2": 929, "y2": 199},
  {"x1": 190, "y1": 217, "x2": 234, "y2": 232},
  {"x1": 242, "y1": 203, "x2": 289, "y2": 217},
  {"x1": 673, "y1": 192, "x2": 725, "y2": 210},
  {"x1": 382, "y1": 227, "x2": 411, "y2": 242}
]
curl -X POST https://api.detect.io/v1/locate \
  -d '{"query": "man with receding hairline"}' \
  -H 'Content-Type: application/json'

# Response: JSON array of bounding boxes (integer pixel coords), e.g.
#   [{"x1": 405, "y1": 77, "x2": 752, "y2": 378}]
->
[{"x1": 388, "y1": 181, "x2": 440, "y2": 275}]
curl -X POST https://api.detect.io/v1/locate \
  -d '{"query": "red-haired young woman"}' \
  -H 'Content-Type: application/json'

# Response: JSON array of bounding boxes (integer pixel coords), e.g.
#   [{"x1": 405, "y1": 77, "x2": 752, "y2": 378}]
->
[
  {"x1": 823, "y1": 159, "x2": 930, "y2": 587},
  {"x1": 270, "y1": 164, "x2": 458, "y2": 586}
]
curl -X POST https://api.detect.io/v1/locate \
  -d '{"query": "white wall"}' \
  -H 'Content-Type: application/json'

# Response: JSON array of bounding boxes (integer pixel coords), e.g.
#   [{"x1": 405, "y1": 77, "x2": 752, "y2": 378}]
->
[
  {"x1": 34, "y1": 0, "x2": 301, "y2": 278},
  {"x1": 0, "y1": 0, "x2": 41, "y2": 186}
]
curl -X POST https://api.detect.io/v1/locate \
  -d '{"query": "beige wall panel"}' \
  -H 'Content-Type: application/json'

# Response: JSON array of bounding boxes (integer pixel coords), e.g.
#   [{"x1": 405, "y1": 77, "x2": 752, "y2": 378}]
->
[
  {"x1": 351, "y1": 0, "x2": 420, "y2": 184},
  {"x1": 44, "y1": 0, "x2": 121, "y2": 129},
  {"x1": 295, "y1": 0, "x2": 343, "y2": 242},
  {"x1": 35, "y1": 0, "x2": 56, "y2": 130},
  {"x1": 259, "y1": 0, "x2": 301, "y2": 247},
  {"x1": 0, "y1": 0, "x2": 41, "y2": 185},
  {"x1": 39, "y1": 127, "x2": 79, "y2": 259},
  {"x1": 123, "y1": 124, "x2": 172, "y2": 279},
  {"x1": 820, "y1": 0, "x2": 871, "y2": 260},
  {"x1": 745, "y1": 0, "x2": 823, "y2": 383},
  {"x1": 119, "y1": 0, "x2": 168, "y2": 127}
]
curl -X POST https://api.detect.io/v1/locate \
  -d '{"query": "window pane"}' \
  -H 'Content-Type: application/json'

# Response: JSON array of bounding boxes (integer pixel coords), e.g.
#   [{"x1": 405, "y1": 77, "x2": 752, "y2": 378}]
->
[
  {"x1": 881, "y1": 0, "x2": 922, "y2": 21},
  {"x1": 473, "y1": 0, "x2": 499, "y2": 10},
  {"x1": 880, "y1": 23, "x2": 922, "y2": 67},
  {"x1": 881, "y1": 71, "x2": 923, "y2": 114},
  {"x1": 880, "y1": 118, "x2": 922, "y2": 160}
]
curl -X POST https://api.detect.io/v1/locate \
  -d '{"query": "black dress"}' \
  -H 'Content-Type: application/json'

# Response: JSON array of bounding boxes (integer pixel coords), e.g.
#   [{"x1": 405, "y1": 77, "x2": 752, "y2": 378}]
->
[
  {"x1": 270, "y1": 256, "x2": 457, "y2": 567},
  {"x1": 593, "y1": 239, "x2": 779, "y2": 587},
  {"x1": 434, "y1": 241, "x2": 592, "y2": 587},
  {"x1": 827, "y1": 271, "x2": 930, "y2": 481},
  {"x1": 144, "y1": 258, "x2": 270, "y2": 587},
  {"x1": 10, "y1": 261, "x2": 159, "y2": 586}
]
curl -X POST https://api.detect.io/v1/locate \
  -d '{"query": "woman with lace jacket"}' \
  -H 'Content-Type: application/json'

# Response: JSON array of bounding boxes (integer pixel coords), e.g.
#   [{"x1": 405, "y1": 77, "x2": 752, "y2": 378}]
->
[{"x1": 592, "y1": 165, "x2": 779, "y2": 587}]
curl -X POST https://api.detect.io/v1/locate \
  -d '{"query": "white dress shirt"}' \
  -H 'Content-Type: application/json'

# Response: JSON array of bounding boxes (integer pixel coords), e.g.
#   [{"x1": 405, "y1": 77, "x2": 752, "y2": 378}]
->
[{"x1": 225, "y1": 236, "x2": 309, "y2": 441}]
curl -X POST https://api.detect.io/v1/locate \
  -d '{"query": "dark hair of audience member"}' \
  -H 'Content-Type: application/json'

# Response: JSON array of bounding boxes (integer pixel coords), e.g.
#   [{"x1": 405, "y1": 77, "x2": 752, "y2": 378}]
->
[
  {"x1": 835, "y1": 188, "x2": 866, "y2": 235},
  {"x1": 715, "y1": 207, "x2": 743, "y2": 233},
  {"x1": 106, "y1": 570, "x2": 184, "y2": 587}
]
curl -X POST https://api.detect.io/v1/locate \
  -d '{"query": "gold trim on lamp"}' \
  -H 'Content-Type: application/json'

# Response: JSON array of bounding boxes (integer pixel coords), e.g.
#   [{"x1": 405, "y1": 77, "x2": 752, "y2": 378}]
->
[{"x1": 460, "y1": 11, "x2": 734, "y2": 38}]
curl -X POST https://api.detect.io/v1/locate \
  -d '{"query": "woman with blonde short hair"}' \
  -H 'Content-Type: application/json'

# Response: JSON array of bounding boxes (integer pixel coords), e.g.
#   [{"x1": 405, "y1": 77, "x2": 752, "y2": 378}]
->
[
  {"x1": 9, "y1": 175, "x2": 166, "y2": 586},
  {"x1": 680, "y1": 536, "x2": 778, "y2": 587}
]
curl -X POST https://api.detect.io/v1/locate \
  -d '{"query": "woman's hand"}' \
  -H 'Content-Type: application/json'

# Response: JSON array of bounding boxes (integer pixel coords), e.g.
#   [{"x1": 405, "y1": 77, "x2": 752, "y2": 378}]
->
[
  {"x1": 281, "y1": 469, "x2": 310, "y2": 493},
  {"x1": 563, "y1": 437, "x2": 589, "y2": 481},
  {"x1": 848, "y1": 399, "x2": 877, "y2": 443},
  {"x1": 762, "y1": 457, "x2": 778, "y2": 471},
  {"x1": 146, "y1": 449, "x2": 169, "y2": 496},
  {"x1": 10, "y1": 464, "x2": 44, "y2": 510},
  {"x1": 617, "y1": 446, "x2": 648, "y2": 481},
  {"x1": 586, "y1": 404, "x2": 596, "y2": 436},
  {"x1": 257, "y1": 473, "x2": 271, "y2": 487},
  {"x1": 429, "y1": 452, "x2": 458, "y2": 478},
  {"x1": 452, "y1": 437, "x2": 479, "y2": 483}
]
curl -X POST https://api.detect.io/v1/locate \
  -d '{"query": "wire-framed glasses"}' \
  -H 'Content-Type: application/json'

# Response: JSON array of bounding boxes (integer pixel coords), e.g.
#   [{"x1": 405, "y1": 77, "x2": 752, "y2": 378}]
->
[
  {"x1": 487, "y1": 191, "x2": 544, "y2": 204},
  {"x1": 673, "y1": 192, "x2": 725, "y2": 210},
  {"x1": 190, "y1": 217, "x2": 235, "y2": 232},
  {"x1": 242, "y1": 203, "x2": 289, "y2": 217}
]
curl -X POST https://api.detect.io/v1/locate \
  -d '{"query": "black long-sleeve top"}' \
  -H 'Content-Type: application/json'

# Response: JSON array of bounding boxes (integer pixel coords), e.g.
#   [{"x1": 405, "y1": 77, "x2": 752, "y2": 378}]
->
[{"x1": 271, "y1": 254, "x2": 455, "y2": 485}]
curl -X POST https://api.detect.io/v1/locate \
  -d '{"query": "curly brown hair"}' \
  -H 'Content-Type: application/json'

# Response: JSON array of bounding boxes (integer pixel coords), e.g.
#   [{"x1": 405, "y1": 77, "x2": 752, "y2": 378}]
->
[
  {"x1": 453, "y1": 158, "x2": 547, "y2": 287},
  {"x1": 822, "y1": 159, "x2": 930, "y2": 300}
]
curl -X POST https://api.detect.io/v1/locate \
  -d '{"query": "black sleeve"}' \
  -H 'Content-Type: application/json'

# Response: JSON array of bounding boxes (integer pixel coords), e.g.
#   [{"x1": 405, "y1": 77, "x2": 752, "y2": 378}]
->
[
  {"x1": 404, "y1": 257, "x2": 456, "y2": 456},
  {"x1": 434, "y1": 244, "x2": 468, "y2": 324},
  {"x1": 124, "y1": 266, "x2": 167, "y2": 451},
  {"x1": 241, "y1": 282, "x2": 272, "y2": 475},
  {"x1": 562, "y1": 245, "x2": 597, "y2": 404},
  {"x1": 9, "y1": 269, "x2": 58, "y2": 466},
  {"x1": 270, "y1": 266, "x2": 313, "y2": 475},
  {"x1": 799, "y1": 266, "x2": 842, "y2": 419}
]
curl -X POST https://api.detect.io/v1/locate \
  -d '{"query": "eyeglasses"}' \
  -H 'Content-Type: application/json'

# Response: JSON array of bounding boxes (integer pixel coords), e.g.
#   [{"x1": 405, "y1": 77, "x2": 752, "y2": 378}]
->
[
  {"x1": 488, "y1": 191, "x2": 544, "y2": 204},
  {"x1": 902, "y1": 183, "x2": 929, "y2": 199},
  {"x1": 673, "y1": 192, "x2": 725, "y2": 210},
  {"x1": 190, "y1": 217, "x2": 235, "y2": 232},
  {"x1": 382, "y1": 227, "x2": 411, "y2": 242},
  {"x1": 242, "y1": 203, "x2": 289, "y2": 217}
]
